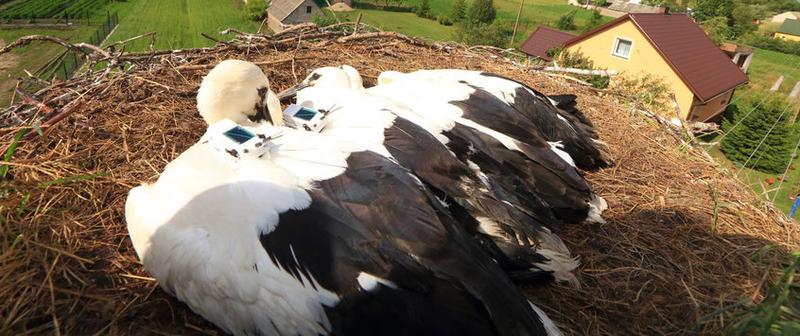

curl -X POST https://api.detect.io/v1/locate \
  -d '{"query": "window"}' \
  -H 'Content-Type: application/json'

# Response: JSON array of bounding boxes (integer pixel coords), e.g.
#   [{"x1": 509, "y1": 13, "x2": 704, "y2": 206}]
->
[
  {"x1": 306, "y1": 6, "x2": 312, "y2": 13},
  {"x1": 612, "y1": 38, "x2": 633, "y2": 59}
]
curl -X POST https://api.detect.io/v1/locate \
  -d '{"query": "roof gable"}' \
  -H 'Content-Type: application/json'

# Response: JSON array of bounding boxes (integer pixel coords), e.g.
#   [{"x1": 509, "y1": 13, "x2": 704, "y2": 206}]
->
[
  {"x1": 565, "y1": 13, "x2": 748, "y2": 102},
  {"x1": 778, "y1": 19, "x2": 800, "y2": 36},
  {"x1": 519, "y1": 27, "x2": 576, "y2": 61},
  {"x1": 269, "y1": 0, "x2": 314, "y2": 21}
]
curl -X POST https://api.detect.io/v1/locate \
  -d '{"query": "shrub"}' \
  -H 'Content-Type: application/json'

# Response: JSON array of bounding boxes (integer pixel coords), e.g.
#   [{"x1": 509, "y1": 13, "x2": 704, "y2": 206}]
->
[
  {"x1": 611, "y1": 74, "x2": 670, "y2": 111},
  {"x1": 720, "y1": 92, "x2": 797, "y2": 173},
  {"x1": 450, "y1": 0, "x2": 466, "y2": 23},
  {"x1": 454, "y1": 20, "x2": 511, "y2": 47},
  {"x1": 583, "y1": 9, "x2": 603, "y2": 32},
  {"x1": 467, "y1": 0, "x2": 496, "y2": 25},
  {"x1": 244, "y1": 0, "x2": 268, "y2": 21},
  {"x1": 556, "y1": 10, "x2": 577, "y2": 31},
  {"x1": 437, "y1": 14, "x2": 453, "y2": 26},
  {"x1": 312, "y1": 11, "x2": 337, "y2": 27}
]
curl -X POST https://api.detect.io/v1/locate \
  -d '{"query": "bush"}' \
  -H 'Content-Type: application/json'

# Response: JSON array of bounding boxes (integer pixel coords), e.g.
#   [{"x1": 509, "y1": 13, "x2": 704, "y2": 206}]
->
[
  {"x1": 740, "y1": 33, "x2": 800, "y2": 58},
  {"x1": 415, "y1": 0, "x2": 432, "y2": 19},
  {"x1": 312, "y1": 11, "x2": 337, "y2": 27},
  {"x1": 467, "y1": 0, "x2": 496, "y2": 25},
  {"x1": 699, "y1": 16, "x2": 731, "y2": 45},
  {"x1": 450, "y1": 0, "x2": 466, "y2": 23},
  {"x1": 556, "y1": 10, "x2": 577, "y2": 31},
  {"x1": 549, "y1": 49, "x2": 611, "y2": 89},
  {"x1": 454, "y1": 20, "x2": 511, "y2": 47},
  {"x1": 437, "y1": 15, "x2": 453, "y2": 26},
  {"x1": 612, "y1": 74, "x2": 670, "y2": 110},
  {"x1": 720, "y1": 92, "x2": 797, "y2": 173},
  {"x1": 244, "y1": 0, "x2": 268, "y2": 21},
  {"x1": 583, "y1": 10, "x2": 603, "y2": 32}
]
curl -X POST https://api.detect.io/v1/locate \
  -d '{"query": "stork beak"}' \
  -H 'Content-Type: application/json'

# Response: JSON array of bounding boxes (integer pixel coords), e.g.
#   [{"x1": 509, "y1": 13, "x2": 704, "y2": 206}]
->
[{"x1": 276, "y1": 82, "x2": 310, "y2": 103}]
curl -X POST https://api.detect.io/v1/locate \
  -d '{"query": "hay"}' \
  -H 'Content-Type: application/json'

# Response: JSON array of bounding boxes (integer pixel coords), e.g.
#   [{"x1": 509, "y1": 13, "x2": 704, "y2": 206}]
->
[{"x1": 1, "y1": 26, "x2": 799, "y2": 335}]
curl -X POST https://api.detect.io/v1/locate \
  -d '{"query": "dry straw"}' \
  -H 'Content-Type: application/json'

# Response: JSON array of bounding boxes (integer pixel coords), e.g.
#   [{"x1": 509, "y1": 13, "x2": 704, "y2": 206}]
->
[{"x1": 1, "y1": 24, "x2": 798, "y2": 335}]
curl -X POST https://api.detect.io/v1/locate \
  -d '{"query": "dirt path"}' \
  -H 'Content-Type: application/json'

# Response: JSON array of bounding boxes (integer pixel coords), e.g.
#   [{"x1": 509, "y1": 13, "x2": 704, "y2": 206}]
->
[{"x1": 0, "y1": 39, "x2": 21, "y2": 105}]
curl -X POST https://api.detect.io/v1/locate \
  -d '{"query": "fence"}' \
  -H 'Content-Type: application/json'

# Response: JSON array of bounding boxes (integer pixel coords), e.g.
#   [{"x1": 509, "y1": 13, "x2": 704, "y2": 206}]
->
[{"x1": 43, "y1": 11, "x2": 118, "y2": 81}]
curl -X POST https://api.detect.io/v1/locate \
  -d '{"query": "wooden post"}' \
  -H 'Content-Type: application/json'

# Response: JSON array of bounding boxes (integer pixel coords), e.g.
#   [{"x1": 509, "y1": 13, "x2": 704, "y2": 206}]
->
[
  {"x1": 790, "y1": 80, "x2": 800, "y2": 99},
  {"x1": 509, "y1": 0, "x2": 525, "y2": 49},
  {"x1": 352, "y1": 13, "x2": 362, "y2": 35},
  {"x1": 771, "y1": 75, "x2": 785, "y2": 92}
]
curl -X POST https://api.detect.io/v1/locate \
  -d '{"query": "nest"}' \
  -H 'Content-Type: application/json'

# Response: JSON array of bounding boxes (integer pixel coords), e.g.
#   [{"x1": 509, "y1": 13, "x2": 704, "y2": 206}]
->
[{"x1": 1, "y1": 25, "x2": 799, "y2": 335}]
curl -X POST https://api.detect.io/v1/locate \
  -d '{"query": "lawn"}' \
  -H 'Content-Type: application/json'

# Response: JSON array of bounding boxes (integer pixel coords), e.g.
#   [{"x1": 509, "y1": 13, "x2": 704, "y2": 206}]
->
[
  {"x1": 101, "y1": 0, "x2": 260, "y2": 51},
  {"x1": 353, "y1": 0, "x2": 612, "y2": 46},
  {"x1": 337, "y1": 9, "x2": 455, "y2": 41},
  {"x1": 0, "y1": 26, "x2": 96, "y2": 106},
  {"x1": 743, "y1": 47, "x2": 800, "y2": 95}
]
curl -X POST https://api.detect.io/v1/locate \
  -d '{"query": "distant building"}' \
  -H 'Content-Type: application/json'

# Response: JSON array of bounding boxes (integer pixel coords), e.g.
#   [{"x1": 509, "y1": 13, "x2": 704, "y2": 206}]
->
[
  {"x1": 719, "y1": 43, "x2": 754, "y2": 74},
  {"x1": 521, "y1": 12, "x2": 749, "y2": 122},
  {"x1": 775, "y1": 19, "x2": 800, "y2": 42},
  {"x1": 771, "y1": 11, "x2": 800, "y2": 24},
  {"x1": 267, "y1": 0, "x2": 351, "y2": 33},
  {"x1": 606, "y1": 0, "x2": 663, "y2": 14}
]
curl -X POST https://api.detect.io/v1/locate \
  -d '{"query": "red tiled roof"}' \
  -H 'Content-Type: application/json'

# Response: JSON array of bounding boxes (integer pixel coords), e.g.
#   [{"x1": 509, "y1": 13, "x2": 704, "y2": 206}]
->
[
  {"x1": 565, "y1": 13, "x2": 748, "y2": 102},
  {"x1": 520, "y1": 26, "x2": 576, "y2": 61}
]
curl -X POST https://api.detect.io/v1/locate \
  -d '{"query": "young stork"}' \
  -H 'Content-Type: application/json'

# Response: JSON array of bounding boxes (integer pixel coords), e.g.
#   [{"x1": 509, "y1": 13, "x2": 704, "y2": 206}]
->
[
  {"x1": 377, "y1": 69, "x2": 613, "y2": 171},
  {"x1": 125, "y1": 60, "x2": 563, "y2": 336},
  {"x1": 293, "y1": 66, "x2": 580, "y2": 285}
]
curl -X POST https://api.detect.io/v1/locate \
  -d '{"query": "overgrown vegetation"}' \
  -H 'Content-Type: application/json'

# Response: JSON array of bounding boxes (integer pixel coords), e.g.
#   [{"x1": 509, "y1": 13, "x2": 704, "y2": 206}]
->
[
  {"x1": 245, "y1": 0, "x2": 268, "y2": 21},
  {"x1": 725, "y1": 252, "x2": 800, "y2": 335},
  {"x1": 720, "y1": 92, "x2": 798, "y2": 174},
  {"x1": 549, "y1": 49, "x2": 611, "y2": 89},
  {"x1": 555, "y1": 9, "x2": 577, "y2": 31},
  {"x1": 612, "y1": 74, "x2": 671, "y2": 111}
]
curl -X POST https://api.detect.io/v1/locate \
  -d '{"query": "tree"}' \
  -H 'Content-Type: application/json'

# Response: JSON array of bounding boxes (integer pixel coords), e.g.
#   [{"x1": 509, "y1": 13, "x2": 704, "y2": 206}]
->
[
  {"x1": 455, "y1": 20, "x2": 512, "y2": 47},
  {"x1": 244, "y1": 0, "x2": 268, "y2": 21},
  {"x1": 450, "y1": 0, "x2": 467, "y2": 23},
  {"x1": 729, "y1": 4, "x2": 757, "y2": 38},
  {"x1": 720, "y1": 93, "x2": 797, "y2": 174},
  {"x1": 556, "y1": 10, "x2": 577, "y2": 31},
  {"x1": 699, "y1": 16, "x2": 731, "y2": 45},
  {"x1": 693, "y1": 0, "x2": 734, "y2": 22},
  {"x1": 467, "y1": 0, "x2": 496, "y2": 25},
  {"x1": 583, "y1": 9, "x2": 603, "y2": 32},
  {"x1": 415, "y1": 0, "x2": 431, "y2": 18}
]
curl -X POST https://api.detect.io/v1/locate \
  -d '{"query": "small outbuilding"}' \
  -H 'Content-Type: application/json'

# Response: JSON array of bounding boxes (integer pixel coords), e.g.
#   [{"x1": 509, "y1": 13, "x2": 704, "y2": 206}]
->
[
  {"x1": 771, "y1": 11, "x2": 800, "y2": 24},
  {"x1": 519, "y1": 27, "x2": 575, "y2": 61},
  {"x1": 267, "y1": 0, "x2": 351, "y2": 33},
  {"x1": 775, "y1": 19, "x2": 800, "y2": 42}
]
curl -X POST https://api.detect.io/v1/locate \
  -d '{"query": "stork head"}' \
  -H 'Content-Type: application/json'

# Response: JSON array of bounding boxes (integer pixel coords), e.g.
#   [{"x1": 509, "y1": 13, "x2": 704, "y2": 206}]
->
[
  {"x1": 197, "y1": 60, "x2": 283, "y2": 126},
  {"x1": 376, "y1": 70, "x2": 407, "y2": 86}
]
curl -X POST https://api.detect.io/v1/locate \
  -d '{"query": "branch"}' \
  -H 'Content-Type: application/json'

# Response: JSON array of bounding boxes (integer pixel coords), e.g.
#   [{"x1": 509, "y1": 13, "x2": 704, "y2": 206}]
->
[
  {"x1": 0, "y1": 35, "x2": 111, "y2": 59},
  {"x1": 542, "y1": 66, "x2": 619, "y2": 76}
]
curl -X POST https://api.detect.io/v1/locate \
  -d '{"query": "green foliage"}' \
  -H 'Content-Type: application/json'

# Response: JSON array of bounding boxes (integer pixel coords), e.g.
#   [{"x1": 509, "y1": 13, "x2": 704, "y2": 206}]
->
[
  {"x1": 693, "y1": 0, "x2": 734, "y2": 23},
  {"x1": 550, "y1": 49, "x2": 610, "y2": 89},
  {"x1": 582, "y1": 9, "x2": 603, "y2": 32},
  {"x1": 0, "y1": 0, "x2": 111, "y2": 19},
  {"x1": 415, "y1": 0, "x2": 433, "y2": 19},
  {"x1": 437, "y1": 14, "x2": 453, "y2": 26},
  {"x1": 312, "y1": 11, "x2": 338, "y2": 26},
  {"x1": 612, "y1": 74, "x2": 670, "y2": 111},
  {"x1": 454, "y1": 20, "x2": 511, "y2": 47},
  {"x1": 740, "y1": 33, "x2": 800, "y2": 58},
  {"x1": 466, "y1": 0, "x2": 496, "y2": 25},
  {"x1": 450, "y1": 0, "x2": 466, "y2": 23},
  {"x1": 729, "y1": 4, "x2": 757, "y2": 38},
  {"x1": 725, "y1": 253, "x2": 800, "y2": 335},
  {"x1": 556, "y1": 9, "x2": 577, "y2": 31},
  {"x1": 700, "y1": 16, "x2": 732, "y2": 45},
  {"x1": 720, "y1": 92, "x2": 797, "y2": 174},
  {"x1": 244, "y1": 0, "x2": 268, "y2": 21}
]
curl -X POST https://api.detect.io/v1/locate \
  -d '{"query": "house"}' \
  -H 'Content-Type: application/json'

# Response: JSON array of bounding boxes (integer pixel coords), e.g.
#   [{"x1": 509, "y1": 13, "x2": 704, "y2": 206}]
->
[
  {"x1": 771, "y1": 11, "x2": 800, "y2": 24},
  {"x1": 267, "y1": 0, "x2": 351, "y2": 33},
  {"x1": 774, "y1": 19, "x2": 800, "y2": 42},
  {"x1": 521, "y1": 12, "x2": 748, "y2": 122},
  {"x1": 520, "y1": 27, "x2": 575, "y2": 61}
]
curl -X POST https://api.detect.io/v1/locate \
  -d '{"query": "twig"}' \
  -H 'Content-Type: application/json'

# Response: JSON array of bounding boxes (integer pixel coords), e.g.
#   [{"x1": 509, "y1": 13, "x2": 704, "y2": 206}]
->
[{"x1": 1, "y1": 35, "x2": 111, "y2": 59}]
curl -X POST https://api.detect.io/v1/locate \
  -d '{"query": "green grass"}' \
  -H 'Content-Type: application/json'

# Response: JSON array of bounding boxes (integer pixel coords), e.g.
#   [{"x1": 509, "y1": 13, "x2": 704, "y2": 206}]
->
[
  {"x1": 337, "y1": 9, "x2": 455, "y2": 41},
  {"x1": 0, "y1": 26, "x2": 96, "y2": 106},
  {"x1": 354, "y1": 0, "x2": 612, "y2": 46},
  {"x1": 744, "y1": 47, "x2": 800, "y2": 95},
  {"x1": 707, "y1": 144, "x2": 800, "y2": 216},
  {"x1": 101, "y1": 0, "x2": 259, "y2": 51}
]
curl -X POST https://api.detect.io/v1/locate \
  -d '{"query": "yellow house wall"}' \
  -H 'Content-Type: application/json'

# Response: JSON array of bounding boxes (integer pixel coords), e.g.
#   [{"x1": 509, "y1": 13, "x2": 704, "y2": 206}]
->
[
  {"x1": 565, "y1": 20, "x2": 696, "y2": 119},
  {"x1": 689, "y1": 89, "x2": 734, "y2": 122},
  {"x1": 775, "y1": 32, "x2": 800, "y2": 42}
]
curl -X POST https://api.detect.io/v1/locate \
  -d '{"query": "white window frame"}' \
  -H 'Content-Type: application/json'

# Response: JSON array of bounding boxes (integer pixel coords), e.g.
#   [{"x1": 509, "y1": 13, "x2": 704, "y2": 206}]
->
[{"x1": 611, "y1": 37, "x2": 634, "y2": 60}]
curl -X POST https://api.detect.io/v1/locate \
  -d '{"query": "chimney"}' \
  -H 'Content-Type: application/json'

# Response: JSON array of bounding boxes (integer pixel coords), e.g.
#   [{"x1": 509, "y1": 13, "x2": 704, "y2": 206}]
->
[{"x1": 658, "y1": 6, "x2": 670, "y2": 14}]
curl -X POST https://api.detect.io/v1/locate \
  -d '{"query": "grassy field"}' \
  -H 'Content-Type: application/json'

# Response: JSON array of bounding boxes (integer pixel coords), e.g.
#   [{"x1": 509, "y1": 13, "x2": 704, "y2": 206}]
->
[
  {"x1": 0, "y1": 26, "x2": 96, "y2": 106},
  {"x1": 744, "y1": 47, "x2": 800, "y2": 95},
  {"x1": 352, "y1": 0, "x2": 611, "y2": 46},
  {"x1": 337, "y1": 9, "x2": 455, "y2": 41},
  {"x1": 101, "y1": 0, "x2": 259, "y2": 51}
]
